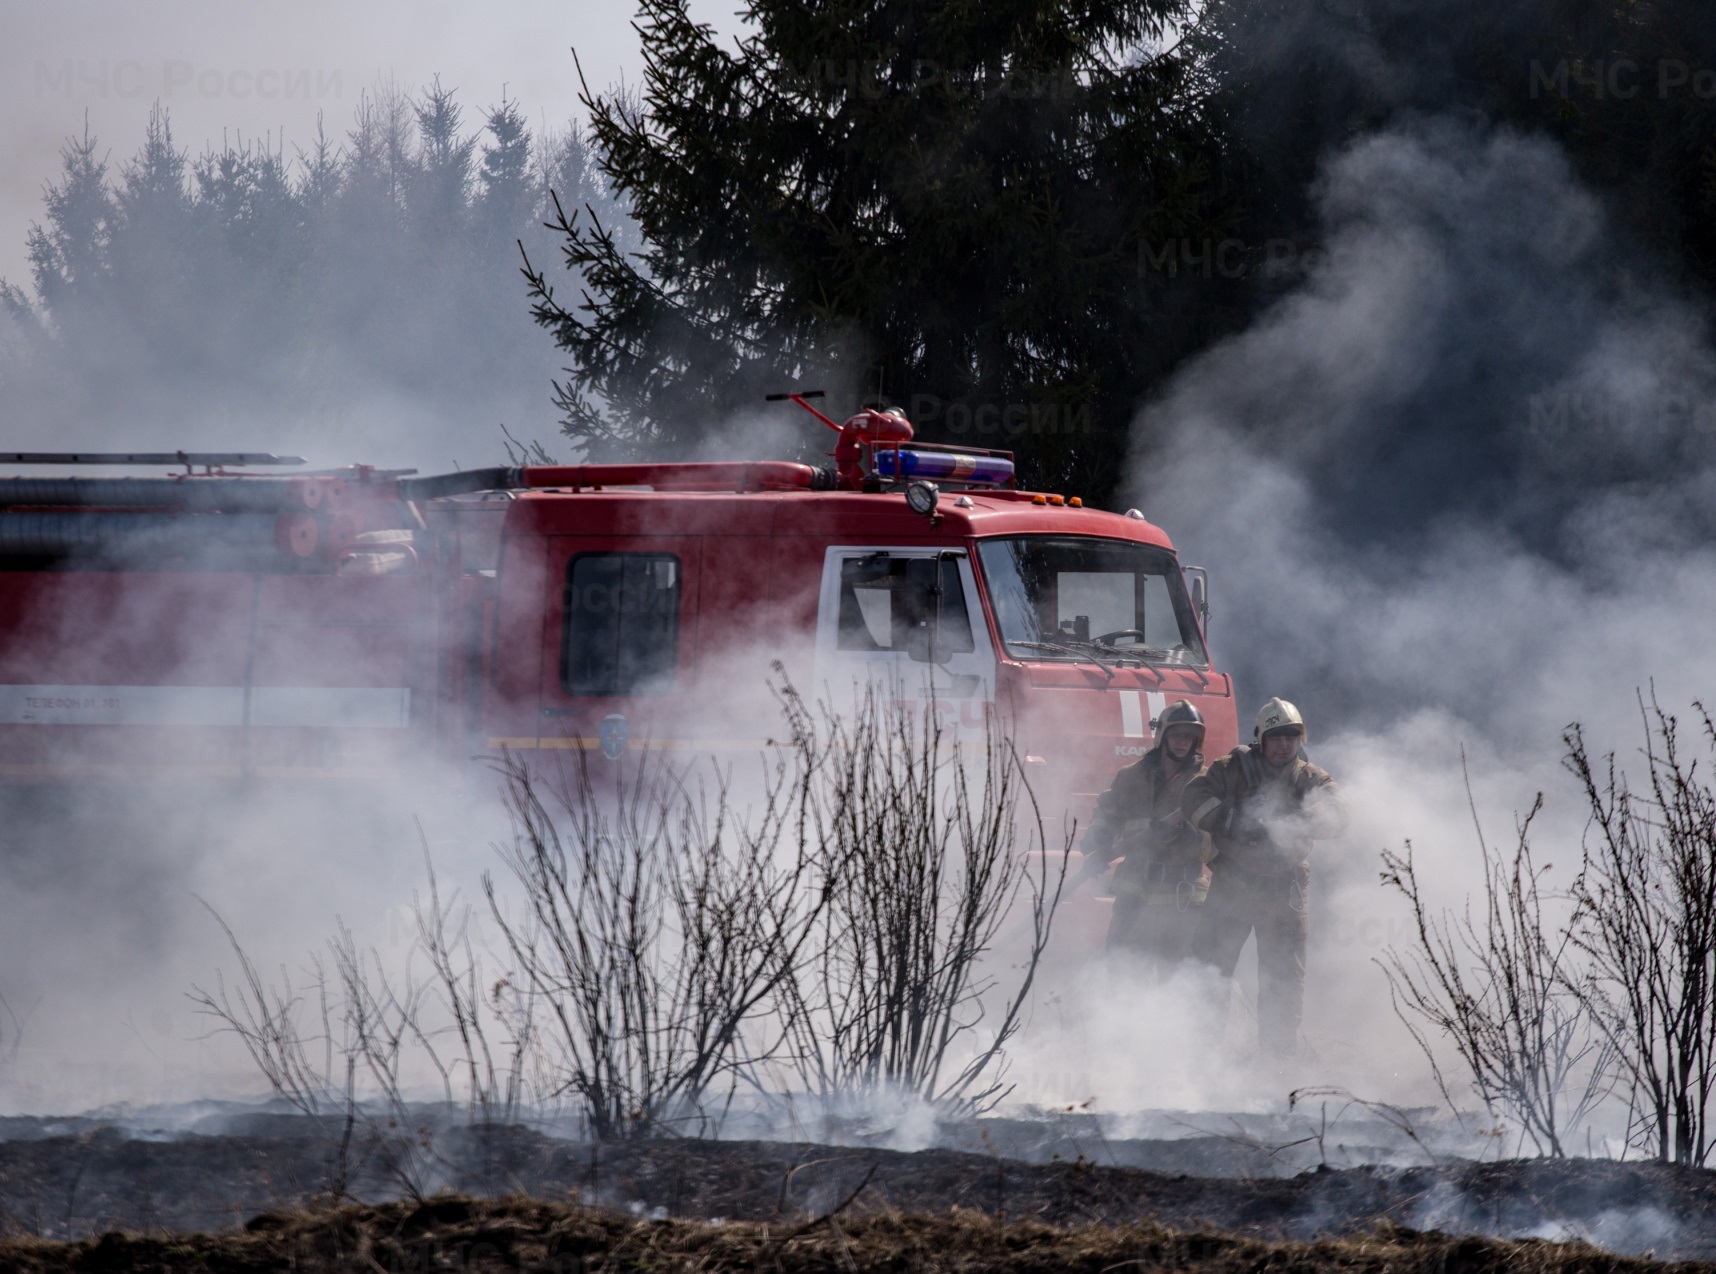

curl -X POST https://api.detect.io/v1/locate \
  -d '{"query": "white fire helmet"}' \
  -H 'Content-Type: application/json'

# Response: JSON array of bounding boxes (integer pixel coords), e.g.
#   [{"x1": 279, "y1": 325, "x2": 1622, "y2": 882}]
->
[
  {"x1": 1153, "y1": 698, "x2": 1206, "y2": 749},
  {"x1": 1254, "y1": 697, "x2": 1307, "y2": 742}
]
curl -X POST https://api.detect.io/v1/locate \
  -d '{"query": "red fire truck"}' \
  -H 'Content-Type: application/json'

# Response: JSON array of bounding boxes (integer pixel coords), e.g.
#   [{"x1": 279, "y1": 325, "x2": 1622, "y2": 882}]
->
[{"x1": 0, "y1": 402, "x2": 1237, "y2": 893}]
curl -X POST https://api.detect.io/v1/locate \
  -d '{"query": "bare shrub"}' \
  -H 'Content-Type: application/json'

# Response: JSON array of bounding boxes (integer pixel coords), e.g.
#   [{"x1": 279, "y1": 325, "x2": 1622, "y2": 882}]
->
[
  {"x1": 1565, "y1": 697, "x2": 1716, "y2": 1166},
  {"x1": 202, "y1": 676, "x2": 1067, "y2": 1151},
  {"x1": 1380, "y1": 766, "x2": 1613, "y2": 1157},
  {"x1": 774, "y1": 680, "x2": 1069, "y2": 1121},
  {"x1": 485, "y1": 738, "x2": 833, "y2": 1140},
  {"x1": 323, "y1": 920, "x2": 445, "y2": 1197},
  {"x1": 192, "y1": 852, "x2": 538, "y2": 1197},
  {"x1": 410, "y1": 841, "x2": 542, "y2": 1127},
  {"x1": 190, "y1": 909, "x2": 368, "y2": 1198}
]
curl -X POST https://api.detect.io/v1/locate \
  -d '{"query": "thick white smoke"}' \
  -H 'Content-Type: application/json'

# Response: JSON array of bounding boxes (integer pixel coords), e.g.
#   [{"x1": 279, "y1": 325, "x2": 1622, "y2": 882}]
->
[
  {"x1": 0, "y1": 777, "x2": 509, "y2": 1113},
  {"x1": 6, "y1": 113, "x2": 1713, "y2": 1171},
  {"x1": 1047, "y1": 118, "x2": 1716, "y2": 1129}
]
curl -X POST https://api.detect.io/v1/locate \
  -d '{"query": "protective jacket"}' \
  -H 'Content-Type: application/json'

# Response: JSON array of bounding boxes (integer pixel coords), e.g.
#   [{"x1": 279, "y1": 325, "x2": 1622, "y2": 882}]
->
[
  {"x1": 1182, "y1": 745, "x2": 1347, "y2": 871},
  {"x1": 1083, "y1": 744, "x2": 1208, "y2": 894}
]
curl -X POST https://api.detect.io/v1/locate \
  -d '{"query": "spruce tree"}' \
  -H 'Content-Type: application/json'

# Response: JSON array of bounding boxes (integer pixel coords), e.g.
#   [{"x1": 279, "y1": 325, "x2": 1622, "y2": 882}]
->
[
  {"x1": 26, "y1": 120, "x2": 116, "y2": 316},
  {"x1": 410, "y1": 77, "x2": 478, "y2": 237},
  {"x1": 478, "y1": 94, "x2": 535, "y2": 243},
  {"x1": 525, "y1": 0, "x2": 1232, "y2": 496}
]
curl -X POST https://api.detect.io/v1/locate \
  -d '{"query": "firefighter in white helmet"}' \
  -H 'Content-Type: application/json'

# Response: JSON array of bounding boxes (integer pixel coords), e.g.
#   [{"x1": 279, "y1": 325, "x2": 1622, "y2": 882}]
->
[
  {"x1": 1073, "y1": 699, "x2": 1212, "y2": 974},
  {"x1": 1181, "y1": 697, "x2": 1347, "y2": 1055}
]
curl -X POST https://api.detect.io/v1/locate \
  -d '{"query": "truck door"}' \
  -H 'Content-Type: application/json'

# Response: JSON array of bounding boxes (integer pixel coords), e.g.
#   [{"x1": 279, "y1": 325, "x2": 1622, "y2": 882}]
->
[
  {"x1": 535, "y1": 536, "x2": 701, "y2": 754},
  {"x1": 813, "y1": 546, "x2": 995, "y2": 735}
]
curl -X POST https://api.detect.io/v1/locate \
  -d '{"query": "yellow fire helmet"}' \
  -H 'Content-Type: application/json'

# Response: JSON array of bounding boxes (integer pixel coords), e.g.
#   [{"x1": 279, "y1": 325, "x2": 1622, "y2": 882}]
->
[{"x1": 1254, "y1": 696, "x2": 1306, "y2": 742}]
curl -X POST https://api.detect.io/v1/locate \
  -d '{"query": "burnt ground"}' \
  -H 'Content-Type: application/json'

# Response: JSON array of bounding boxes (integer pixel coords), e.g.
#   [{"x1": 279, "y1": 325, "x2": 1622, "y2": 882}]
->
[
  {"x1": 0, "y1": 1118, "x2": 1712, "y2": 1262},
  {"x1": 3, "y1": 1197, "x2": 1713, "y2": 1274}
]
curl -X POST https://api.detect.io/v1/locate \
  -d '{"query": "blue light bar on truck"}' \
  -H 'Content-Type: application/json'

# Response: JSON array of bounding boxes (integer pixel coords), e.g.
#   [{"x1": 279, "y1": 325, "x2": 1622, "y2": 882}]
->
[{"x1": 872, "y1": 448, "x2": 1014, "y2": 486}]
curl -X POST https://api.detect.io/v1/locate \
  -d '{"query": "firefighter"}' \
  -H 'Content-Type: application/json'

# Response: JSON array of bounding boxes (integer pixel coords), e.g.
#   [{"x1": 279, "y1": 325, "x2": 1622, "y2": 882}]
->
[
  {"x1": 1183, "y1": 697, "x2": 1347, "y2": 1056},
  {"x1": 1073, "y1": 699, "x2": 1211, "y2": 972}
]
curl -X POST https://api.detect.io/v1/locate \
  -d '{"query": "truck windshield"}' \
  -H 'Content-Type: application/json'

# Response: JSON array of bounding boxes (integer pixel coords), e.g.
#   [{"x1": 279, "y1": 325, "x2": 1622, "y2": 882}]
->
[{"x1": 976, "y1": 536, "x2": 1207, "y2": 666}]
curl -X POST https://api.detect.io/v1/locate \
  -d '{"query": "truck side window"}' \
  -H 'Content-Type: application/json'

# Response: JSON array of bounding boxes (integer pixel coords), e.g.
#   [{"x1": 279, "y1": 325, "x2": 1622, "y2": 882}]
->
[
  {"x1": 836, "y1": 555, "x2": 974, "y2": 662},
  {"x1": 561, "y1": 553, "x2": 680, "y2": 695}
]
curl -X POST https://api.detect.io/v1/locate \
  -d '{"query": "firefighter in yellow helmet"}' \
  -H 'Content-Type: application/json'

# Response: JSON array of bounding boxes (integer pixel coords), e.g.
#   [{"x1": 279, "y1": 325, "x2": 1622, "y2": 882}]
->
[
  {"x1": 1181, "y1": 697, "x2": 1347, "y2": 1055},
  {"x1": 1073, "y1": 699, "x2": 1212, "y2": 973}
]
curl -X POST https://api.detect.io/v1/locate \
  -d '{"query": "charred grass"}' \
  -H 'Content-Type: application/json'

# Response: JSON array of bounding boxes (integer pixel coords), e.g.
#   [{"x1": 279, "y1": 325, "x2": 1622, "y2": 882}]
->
[
  {"x1": 1, "y1": 1131, "x2": 1715, "y2": 1266},
  {"x1": 0, "y1": 1133, "x2": 1709, "y2": 1249},
  {"x1": 0, "y1": 1196, "x2": 1708, "y2": 1274}
]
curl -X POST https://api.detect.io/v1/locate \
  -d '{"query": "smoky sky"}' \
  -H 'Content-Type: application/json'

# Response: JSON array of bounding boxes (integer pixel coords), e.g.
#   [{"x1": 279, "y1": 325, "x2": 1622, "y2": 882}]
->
[
  {"x1": 0, "y1": 0, "x2": 743, "y2": 301},
  {"x1": 0, "y1": 1, "x2": 751, "y2": 477}
]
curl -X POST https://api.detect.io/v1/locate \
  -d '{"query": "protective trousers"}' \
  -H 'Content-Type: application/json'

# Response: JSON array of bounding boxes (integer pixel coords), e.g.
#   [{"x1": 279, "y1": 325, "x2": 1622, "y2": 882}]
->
[
  {"x1": 1191, "y1": 860, "x2": 1309, "y2": 1053},
  {"x1": 1107, "y1": 887, "x2": 1199, "y2": 964}
]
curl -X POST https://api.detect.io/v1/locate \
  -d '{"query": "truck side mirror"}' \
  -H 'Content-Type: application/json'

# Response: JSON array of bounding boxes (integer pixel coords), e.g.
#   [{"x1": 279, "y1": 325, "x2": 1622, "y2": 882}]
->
[
  {"x1": 1184, "y1": 566, "x2": 1210, "y2": 630},
  {"x1": 902, "y1": 557, "x2": 953, "y2": 664},
  {"x1": 905, "y1": 621, "x2": 937, "y2": 663}
]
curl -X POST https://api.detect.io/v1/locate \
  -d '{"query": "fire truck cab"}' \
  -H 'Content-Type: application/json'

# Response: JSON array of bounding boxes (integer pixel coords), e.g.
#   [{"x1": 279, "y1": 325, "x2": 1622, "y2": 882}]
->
[{"x1": 476, "y1": 475, "x2": 1237, "y2": 813}]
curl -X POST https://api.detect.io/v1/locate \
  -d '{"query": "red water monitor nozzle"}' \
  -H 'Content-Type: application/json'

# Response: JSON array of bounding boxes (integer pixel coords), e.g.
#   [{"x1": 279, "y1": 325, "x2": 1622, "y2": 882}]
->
[{"x1": 766, "y1": 390, "x2": 914, "y2": 489}]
